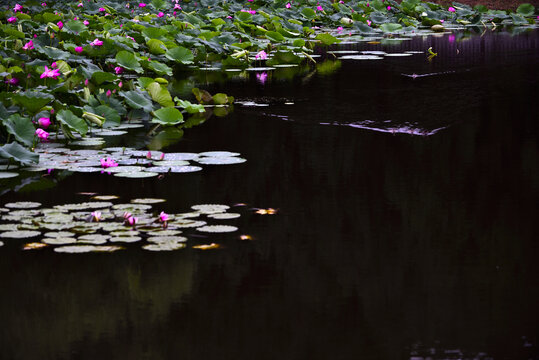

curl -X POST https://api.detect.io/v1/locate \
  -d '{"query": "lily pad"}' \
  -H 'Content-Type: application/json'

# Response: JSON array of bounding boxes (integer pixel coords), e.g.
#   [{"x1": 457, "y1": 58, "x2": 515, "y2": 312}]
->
[
  {"x1": 92, "y1": 195, "x2": 120, "y2": 201},
  {"x1": 114, "y1": 172, "x2": 159, "y2": 178},
  {"x1": 191, "y1": 204, "x2": 230, "y2": 214},
  {"x1": 198, "y1": 151, "x2": 240, "y2": 157},
  {"x1": 131, "y1": 198, "x2": 166, "y2": 204},
  {"x1": 42, "y1": 237, "x2": 77, "y2": 245},
  {"x1": 147, "y1": 235, "x2": 188, "y2": 244},
  {"x1": 197, "y1": 225, "x2": 238, "y2": 233},
  {"x1": 0, "y1": 230, "x2": 41, "y2": 239},
  {"x1": 207, "y1": 213, "x2": 241, "y2": 219},
  {"x1": 163, "y1": 153, "x2": 199, "y2": 161},
  {"x1": 5, "y1": 202, "x2": 42, "y2": 209},
  {"x1": 196, "y1": 157, "x2": 247, "y2": 165},
  {"x1": 54, "y1": 245, "x2": 123, "y2": 253},
  {"x1": 0, "y1": 172, "x2": 19, "y2": 179},
  {"x1": 145, "y1": 166, "x2": 203, "y2": 173},
  {"x1": 109, "y1": 236, "x2": 142, "y2": 243},
  {"x1": 142, "y1": 243, "x2": 186, "y2": 251}
]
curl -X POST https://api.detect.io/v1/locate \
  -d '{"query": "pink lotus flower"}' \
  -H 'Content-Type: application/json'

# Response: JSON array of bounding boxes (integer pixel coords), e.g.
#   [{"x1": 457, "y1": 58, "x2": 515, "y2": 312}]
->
[
  {"x1": 84, "y1": 79, "x2": 89, "y2": 86},
  {"x1": 387, "y1": 6, "x2": 391, "y2": 10},
  {"x1": 35, "y1": 128, "x2": 49, "y2": 141},
  {"x1": 5, "y1": 78, "x2": 19, "y2": 85},
  {"x1": 100, "y1": 157, "x2": 118, "y2": 168},
  {"x1": 366, "y1": 20, "x2": 371, "y2": 26},
  {"x1": 337, "y1": 26, "x2": 343, "y2": 32},
  {"x1": 7, "y1": 17, "x2": 17, "y2": 23},
  {"x1": 123, "y1": 212, "x2": 132, "y2": 219},
  {"x1": 158, "y1": 211, "x2": 169, "y2": 222},
  {"x1": 256, "y1": 72, "x2": 267, "y2": 85},
  {"x1": 286, "y1": 2, "x2": 291, "y2": 8},
  {"x1": 174, "y1": 4, "x2": 181, "y2": 9},
  {"x1": 159, "y1": 153, "x2": 165, "y2": 160},
  {"x1": 114, "y1": 66, "x2": 123, "y2": 74},
  {"x1": 127, "y1": 216, "x2": 138, "y2": 226},
  {"x1": 83, "y1": 20, "x2": 89, "y2": 25},
  {"x1": 91, "y1": 211, "x2": 102, "y2": 222},
  {"x1": 448, "y1": 6, "x2": 456, "y2": 12},
  {"x1": 23, "y1": 40, "x2": 34, "y2": 50},
  {"x1": 139, "y1": 3, "x2": 146, "y2": 7},
  {"x1": 51, "y1": 62, "x2": 57, "y2": 68},
  {"x1": 40, "y1": 66, "x2": 61, "y2": 79},
  {"x1": 157, "y1": 12, "x2": 164, "y2": 17},
  {"x1": 118, "y1": 81, "x2": 123, "y2": 88},
  {"x1": 90, "y1": 38, "x2": 103, "y2": 46},
  {"x1": 255, "y1": 50, "x2": 268, "y2": 60},
  {"x1": 106, "y1": 89, "x2": 112, "y2": 97},
  {"x1": 248, "y1": 9, "x2": 256, "y2": 14},
  {"x1": 41, "y1": 3, "x2": 47, "y2": 7},
  {"x1": 366, "y1": 2, "x2": 369, "y2": 6},
  {"x1": 78, "y1": 3, "x2": 83, "y2": 7},
  {"x1": 75, "y1": 46, "x2": 83, "y2": 53},
  {"x1": 316, "y1": 5, "x2": 323, "y2": 11},
  {"x1": 99, "y1": 7, "x2": 105, "y2": 12},
  {"x1": 57, "y1": 21, "x2": 63, "y2": 29},
  {"x1": 146, "y1": 151, "x2": 152, "y2": 159},
  {"x1": 14, "y1": 4, "x2": 23, "y2": 12},
  {"x1": 38, "y1": 117, "x2": 51, "y2": 128}
]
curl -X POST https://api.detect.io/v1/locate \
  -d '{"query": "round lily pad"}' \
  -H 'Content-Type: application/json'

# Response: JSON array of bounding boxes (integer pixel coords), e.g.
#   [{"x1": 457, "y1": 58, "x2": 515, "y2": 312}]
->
[
  {"x1": 43, "y1": 237, "x2": 77, "y2": 245},
  {"x1": 112, "y1": 203, "x2": 153, "y2": 211},
  {"x1": 198, "y1": 151, "x2": 240, "y2": 157},
  {"x1": 145, "y1": 166, "x2": 203, "y2": 173},
  {"x1": 151, "y1": 160, "x2": 190, "y2": 166},
  {"x1": 385, "y1": 53, "x2": 413, "y2": 57},
  {"x1": 0, "y1": 230, "x2": 41, "y2": 238},
  {"x1": 109, "y1": 236, "x2": 142, "y2": 243},
  {"x1": 131, "y1": 198, "x2": 166, "y2": 204},
  {"x1": 338, "y1": 55, "x2": 383, "y2": 60},
  {"x1": 5, "y1": 202, "x2": 42, "y2": 209},
  {"x1": 44, "y1": 231, "x2": 75, "y2": 238},
  {"x1": 142, "y1": 243, "x2": 186, "y2": 251},
  {"x1": 54, "y1": 245, "x2": 123, "y2": 253},
  {"x1": 207, "y1": 213, "x2": 241, "y2": 220},
  {"x1": 191, "y1": 204, "x2": 230, "y2": 214},
  {"x1": 196, "y1": 157, "x2": 247, "y2": 165},
  {"x1": 0, "y1": 224, "x2": 19, "y2": 231},
  {"x1": 114, "y1": 172, "x2": 159, "y2": 178},
  {"x1": 147, "y1": 229, "x2": 182, "y2": 236},
  {"x1": 0, "y1": 172, "x2": 19, "y2": 179},
  {"x1": 197, "y1": 225, "x2": 238, "y2": 233},
  {"x1": 147, "y1": 235, "x2": 187, "y2": 244},
  {"x1": 106, "y1": 166, "x2": 146, "y2": 173},
  {"x1": 171, "y1": 220, "x2": 207, "y2": 228},
  {"x1": 95, "y1": 130, "x2": 128, "y2": 136},
  {"x1": 78, "y1": 234, "x2": 110, "y2": 244},
  {"x1": 163, "y1": 153, "x2": 199, "y2": 161},
  {"x1": 92, "y1": 195, "x2": 120, "y2": 201}
]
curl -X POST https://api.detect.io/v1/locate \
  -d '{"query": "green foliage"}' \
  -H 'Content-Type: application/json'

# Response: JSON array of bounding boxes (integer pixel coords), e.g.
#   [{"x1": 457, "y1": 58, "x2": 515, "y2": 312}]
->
[{"x1": 152, "y1": 107, "x2": 184, "y2": 126}]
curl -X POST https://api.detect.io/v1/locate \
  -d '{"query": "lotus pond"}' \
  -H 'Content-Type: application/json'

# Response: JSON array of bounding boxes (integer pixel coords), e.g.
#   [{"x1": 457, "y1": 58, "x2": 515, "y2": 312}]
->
[{"x1": 1, "y1": 0, "x2": 539, "y2": 359}]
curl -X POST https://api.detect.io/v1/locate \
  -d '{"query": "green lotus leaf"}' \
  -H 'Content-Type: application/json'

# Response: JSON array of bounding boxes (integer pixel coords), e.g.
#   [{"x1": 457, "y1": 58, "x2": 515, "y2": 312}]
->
[
  {"x1": 84, "y1": 105, "x2": 121, "y2": 128},
  {"x1": 4, "y1": 114, "x2": 35, "y2": 147},
  {"x1": 115, "y1": 50, "x2": 143, "y2": 73},
  {"x1": 64, "y1": 20, "x2": 86, "y2": 34},
  {"x1": 0, "y1": 142, "x2": 39, "y2": 165},
  {"x1": 91, "y1": 71, "x2": 117, "y2": 85},
  {"x1": 301, "y1": 8, "x2": 317, "y2": 20},
  {"x1": 120, "y1": 90, "x2": 154, "y2": 112},
  {"x1": 147, "y1": 61, "x2": 173, "y2": 76},
  {"x1": 516, "y1": 3, "x2": 534, "y2": 16},
  {"x1": 380, "y1": 23, "x2": 403, "y2": 33},
  {"x1": 165, "y1": 46, "x2": 194, "y2": 64},
  {"x1": 152, "y1": 107, "x2": 184, "y2": 126},
  {"x1": 175, "y1": 99, "x2": 205, "y2": 113},
  {"x1": 316, "y1": 33, "x2": 340, "y2": 45},
  {"x1": 12, "y1": 91, "x2": 54, "y2": 114},
  {"x1": 235, "y1": 11, "x2": 253, "y2": 23},
  {"x1": 57, "y1": 109, "x2": 88, "y2": 136},
  {"x1": 147, "y1": 82, "x2": 174, "y2": 107},
  {"x1": 266, "y1": 31, "x2": 285, "y2": 42},
  {"x1": 147, "y1": 39, "x2": 167, "y2": 55}
]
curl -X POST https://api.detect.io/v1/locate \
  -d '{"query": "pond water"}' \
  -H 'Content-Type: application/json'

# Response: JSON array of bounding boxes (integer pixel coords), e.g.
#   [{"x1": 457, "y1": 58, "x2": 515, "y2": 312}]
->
[{"x1": 1, "y1": 28, "x2": 538, "y2": 359}]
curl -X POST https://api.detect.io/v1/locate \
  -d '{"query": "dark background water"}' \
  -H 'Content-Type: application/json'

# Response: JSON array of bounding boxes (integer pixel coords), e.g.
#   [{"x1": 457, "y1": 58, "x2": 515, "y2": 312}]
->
[{"x1": 1, "y1": 29, "x2": 538, "y2": 359}]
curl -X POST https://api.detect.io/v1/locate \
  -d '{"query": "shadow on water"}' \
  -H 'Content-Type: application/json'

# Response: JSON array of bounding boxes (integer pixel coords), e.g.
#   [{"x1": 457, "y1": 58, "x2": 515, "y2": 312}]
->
[{"x1": 0, "y1": 29, "x2": 538, "y2": 359}]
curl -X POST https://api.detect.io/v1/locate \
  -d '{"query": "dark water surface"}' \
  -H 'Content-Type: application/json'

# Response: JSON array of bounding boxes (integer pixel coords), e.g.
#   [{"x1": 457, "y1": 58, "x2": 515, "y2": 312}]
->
[{"x1": 1, "y1": 29, "x2": 538, "y2": 360}]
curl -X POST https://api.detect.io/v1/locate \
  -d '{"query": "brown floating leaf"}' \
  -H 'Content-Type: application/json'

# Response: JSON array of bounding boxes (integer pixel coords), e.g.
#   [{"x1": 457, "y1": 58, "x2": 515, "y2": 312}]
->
[
  {"x1": 23, "y1": 242, "x2": 49, "y2": 250},
  {"x1": 239, "y1": 235, "x2": 253, "y2": 241},
  {"x1": 255, "y1": 208, "x2": 278, "y2": 215},
  {"x1": 193, "y1": 243, "x2": 221, "y2": 250}
]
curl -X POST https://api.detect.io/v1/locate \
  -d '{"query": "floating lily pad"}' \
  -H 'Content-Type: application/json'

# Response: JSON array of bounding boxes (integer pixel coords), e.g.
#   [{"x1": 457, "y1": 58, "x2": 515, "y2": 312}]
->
[
  {"x1": 147, "y1": 235, "x2": 187, "y2": 244},
  {"x1": 191, "y1": 204, "x2": 230, "y2": 213},
  {"x1": 327, "y1": 50, "x2": 359, "y2": 54},
  {"x1": 385, "y1": 53, "x2": 413, "y2": 57},
  {"x1": 114, "y1": 172, "x2": 159, "y2": 178},
  {"x1": 145, "y1": 166, "x2": 203, "y2": 173},
  {"x1": 78, "y1": 234, "x2": 110, "y2": 244},
  {"x1": 5, "y1": 202, "x2": 42, "y2": 209},
  {"x1": 42, "y1": 237, "x2": 77, "y2": 245},
  {"x1": 197, "y1": 225, "x2": 238, "y2": 233},
  {"x1": 71, "y1": 140, "x2": 106, "y2": 146},
  {"x1": 131, "y1": 198, "x2": 166, "y2": 204},
  {"x1": 142, "y1": 243, "x2": 186, "y2": 251},
  {"x1": 147, "y1": 229, "x2": 183, "y2": 236},
  {"x1": 207, "y1": 213, "x2": 241, "y2": 219},
  {"x1": 163, "y1": 153, "x2": 199, "y2": 161},
  {"x1": 54, "y1": 245, "x2": 123, "y2": 253},
  {"x1": 338, "y1": 55, "x2": 383, "y2": 60},
  {"x1": 0, "y1": 224, "x2": 19, "y2": 231},
  {"x1": 198, "y1": 151, "x2": 240, "y2": 157},
  {"x1": 175, "y1": 212, "x2": 201, "y2": 219},
  {"x1": 151, "y1": 160, "x2": 190, "y2": 166},
  {"x1": 71, "y1": 167, "x2": 104, "y2": 173},
  {"x1": 106, "y1": 166, "x2": 146, "y2": 173},
  {"x1": 0, "y1": 241, "x2": 3, "y2": 247},
  {"x1": 0, "y1": 230, "x2": 41, "y2": 238},
  {"x1": 246, "y1": 67, "x2": 276, "y2": 71},
  {"x1": 110, "y1": 230, "x2": 140, "y2": 236},
  {"x1": 94, "y1": 130, "x2": 128, "y2": 136},
  {"x1": 109, "y1": 236, "x2": 142, "y2": 243},
  {"x1": 92, "y1": 195, "x2": 120, "y2": 201},
  {"x1": 171, "y1": 220, "x2": 207, "y2": 228},
  {"x1": 44, "y1": 231, "x2": 75, "y2": 238},
  {"x1": 196, "y1": 157, "x2": 247, "y2": 165},
  {"x1": 361, "y1": 51, "x2": 387, "y2": 55},
  {"x1": 112, "y1": 203, "x2": 153, "y2": 211}
]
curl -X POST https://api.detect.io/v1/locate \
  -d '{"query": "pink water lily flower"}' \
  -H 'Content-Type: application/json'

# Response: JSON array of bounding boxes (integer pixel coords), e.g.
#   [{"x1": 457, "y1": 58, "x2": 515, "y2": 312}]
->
[
  {"x1": 139, "y1": 3, "x2": 146, "y2": 7},
  {"x1": 40, "y1": 66, "x2": 61, "y2": 79},
  {"x1": 51, "y1": 62, "x2": 57, "y2": 68},
  {"x1": 157, "y1": 12, "x2": 164, "y2": 17},
  {"x1": 100, "y1": 157, "x2": 118, "y2": 168},
  {"x1": 316, "y1": 5, "x2": 323, "y2": 11},
  {"x1": 106, "y1": 89, "x2": 112, "y2": 97},
  {"x1": 174, "y1": 4, "x2": 181, "y2": 9},
  {"x1": 91, "y1": 211, "x2": 102, "y2": 222},
  {"x1": 41, "y1": 3, "x2": 47, "y2": 7},
  {"x1": 75, "y1": 46, "x2": 83, "y2": 53},
  {"x1": 114, "y1": 66, "x2": 123, "y2": 74},
  {"x1": 38, "y1": 117, "x2": 51, "y2": 128},
  {"x1": 123, "y1": 212, "x2": 132, "y2": 220},
  {"x1": 5, "y1": 78, "x2": 19, "y2": 85},
  {"x1": 35, "y1": 128, "x2": 49, "y2": 141},
  {"x1": 256, "y1": 72, "x2": 267, "y2": 85},
  {"x1": 57, "y1": 21, "x2": 63, "y2": 29},
  {"x1": 99, "y1": 7, "x2": 105, "y2": 12},
  {"x1": 127, "y1": 216, "x2": 138, "y2": 226},
  {"x1": 448, "y1": 6, "x2": 456, "y2": 12},
  {"x1": 7, "y1": 17, "x2": 17, "y2": 23},
  {"x1": 83, "y1": 20, "x2": 89, "y2": 25},
  {"x1": 286, "y1": 2, "x2": 291, "y2": 8},
  {"x1": 118, "y1": 81, "x2": 123, "y2": 88},
  {"x1": 14, "y1": 4, "x2": 23, "y2": 12},
  {"x1": 255, "y1": 50, "x2": 267, "y2": 60},
  {"x1": 366, "y1": 19, "x2": 371, "y2": 26},
  {"x1": 90, "y1": 38, "x2": 103, "y2": 46},
  {"x1": 23, "y1": 40, "x2": 34, "y2": 50},
  {"x1": 387, "y1": 6, "x2": 391, "y2": 10},
  {"x1": 78, "y1": 3, "x2": 83, "y2": 7},
  {"x1": 158, "y1": 211, "x2": 169, "y2": 222}
]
